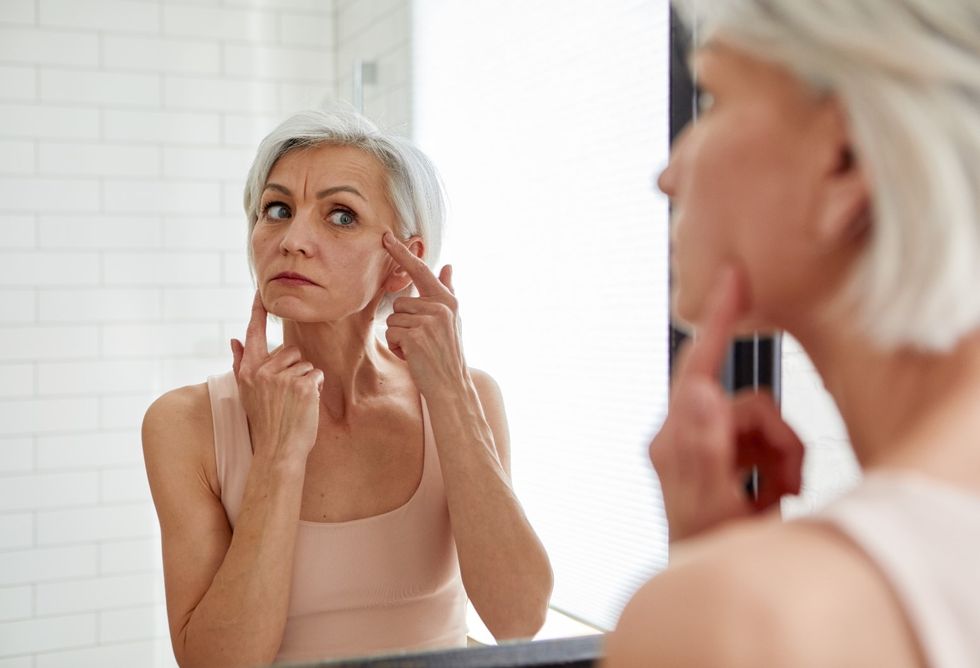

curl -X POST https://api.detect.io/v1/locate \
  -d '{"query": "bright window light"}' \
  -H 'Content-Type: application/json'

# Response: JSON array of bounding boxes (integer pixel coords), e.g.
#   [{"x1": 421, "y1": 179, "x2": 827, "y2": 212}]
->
[{"x1": 413, "y1": 0, "x2": 672, "y2": 630}]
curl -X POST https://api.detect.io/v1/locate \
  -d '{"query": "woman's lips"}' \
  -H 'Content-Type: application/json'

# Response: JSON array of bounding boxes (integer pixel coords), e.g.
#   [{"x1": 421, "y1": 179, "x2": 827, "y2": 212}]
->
[{"x1": 271, "y1": 271, "x2": 319, "y2": 286}]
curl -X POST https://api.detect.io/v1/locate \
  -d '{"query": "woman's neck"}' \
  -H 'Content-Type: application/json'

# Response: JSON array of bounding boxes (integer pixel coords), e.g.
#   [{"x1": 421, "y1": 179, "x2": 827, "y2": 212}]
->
[
  {"x1": 281, "y1": 313, "x2": 397, "y2": 422},
  {"x1": 791, "y1": 321, "x2": 980, "y2": 485}
]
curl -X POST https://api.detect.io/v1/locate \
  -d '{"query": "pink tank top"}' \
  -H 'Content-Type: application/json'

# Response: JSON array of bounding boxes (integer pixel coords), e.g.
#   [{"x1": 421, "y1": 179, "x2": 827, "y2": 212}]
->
[
  {"x1": 206, "y1": 370, "x2": 468, "y2": 663},
  {"x1": 816, "y1": 472, "x2": 980, "y2": 668}
]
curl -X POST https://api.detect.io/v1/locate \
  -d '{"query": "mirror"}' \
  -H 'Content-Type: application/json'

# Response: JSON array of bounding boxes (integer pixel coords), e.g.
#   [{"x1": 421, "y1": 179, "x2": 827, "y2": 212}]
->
[
  {"x1": 0, "y1": 1, "x2": 860, "y2": 665},
  {"x1": 0, "y1": 0, "x2": 677, "y2": 665}
]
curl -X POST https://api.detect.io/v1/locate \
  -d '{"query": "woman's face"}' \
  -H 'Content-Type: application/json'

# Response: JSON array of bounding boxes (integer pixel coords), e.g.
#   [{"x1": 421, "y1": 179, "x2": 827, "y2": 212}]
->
[
  {"x1": 660, "y1": 41, "x2": 868, "y2": 331},
  {"x1": 251, "y1": 143, "x2": 414, "y2": 323}
]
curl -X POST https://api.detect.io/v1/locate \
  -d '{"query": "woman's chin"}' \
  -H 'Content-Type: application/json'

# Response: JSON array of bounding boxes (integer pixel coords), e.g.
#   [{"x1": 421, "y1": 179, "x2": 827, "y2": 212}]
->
[
  {"x1": 265, "y1": 296, "x2": 324, "y2": 323},
  {"x1": 670, "y1": 285, "x2": 699, "y2": 330},
  {"x1": 671, "y1": 286, "x2": 769, "y2": 338}
]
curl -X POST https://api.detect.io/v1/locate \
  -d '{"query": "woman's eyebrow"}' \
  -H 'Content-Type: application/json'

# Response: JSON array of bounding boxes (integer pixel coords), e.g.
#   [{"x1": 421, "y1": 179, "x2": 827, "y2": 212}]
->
[
  {"x1": 316, "y1": 185, "x2": 365, "y2": 201},
  {"x1": 263, "y1": 182, "x2": 291, "y2": 196},
  {"x1": 261, "y1": 183, "x2": 366, "y2": 201}
]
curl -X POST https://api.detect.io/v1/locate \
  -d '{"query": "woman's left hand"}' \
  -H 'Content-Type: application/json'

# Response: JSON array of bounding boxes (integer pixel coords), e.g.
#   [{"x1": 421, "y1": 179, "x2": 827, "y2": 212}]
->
[{"x1": 382, "y1": 231, "x2": 468, "y2": 398}]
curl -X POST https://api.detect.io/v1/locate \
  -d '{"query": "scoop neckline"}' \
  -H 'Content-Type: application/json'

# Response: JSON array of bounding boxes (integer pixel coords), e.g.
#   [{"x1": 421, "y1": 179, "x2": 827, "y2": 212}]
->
[{"x1": 293, "y1": 394, "x2": 429, "y2": 528}]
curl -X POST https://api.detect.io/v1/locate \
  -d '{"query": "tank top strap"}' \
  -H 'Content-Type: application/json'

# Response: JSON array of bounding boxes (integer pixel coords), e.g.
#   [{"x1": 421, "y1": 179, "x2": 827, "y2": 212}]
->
[{"x1": 206, "y1": 369, "x2": 252, "y2": 526}]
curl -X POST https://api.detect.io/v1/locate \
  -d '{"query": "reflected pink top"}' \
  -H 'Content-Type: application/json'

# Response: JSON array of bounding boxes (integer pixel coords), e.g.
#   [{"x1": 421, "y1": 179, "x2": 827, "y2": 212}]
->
[{"x1": 206, "y1": 370, "x2": 468, "y2": 664}]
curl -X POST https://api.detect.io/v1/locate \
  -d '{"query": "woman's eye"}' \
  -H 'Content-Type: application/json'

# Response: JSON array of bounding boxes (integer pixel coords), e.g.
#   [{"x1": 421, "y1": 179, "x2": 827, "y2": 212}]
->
[
  {"x1": 263, "y1": 202, "x2": 291, "y2": 220},
  {"x1": 328, "y1": 209, "x2": 356, "y2": 227}
]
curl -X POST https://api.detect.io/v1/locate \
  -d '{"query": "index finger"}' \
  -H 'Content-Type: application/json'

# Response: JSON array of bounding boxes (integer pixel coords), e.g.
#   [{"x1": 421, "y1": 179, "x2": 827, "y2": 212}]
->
[
  {"x1": 382, "y1": 232, "x2": 447, "y2": 297},
  {"x1": 678, "y1": 266, "x2": 745, "y2": 379},
  {"x1": 244, "y1": 290, "x2": 269, "y2": 361}
]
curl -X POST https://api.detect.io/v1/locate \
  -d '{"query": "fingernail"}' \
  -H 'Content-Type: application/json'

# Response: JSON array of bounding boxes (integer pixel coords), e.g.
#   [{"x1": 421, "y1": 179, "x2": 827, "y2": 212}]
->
[{"x1": 382, "y1": 231, "x2": 392, "y2": 244}]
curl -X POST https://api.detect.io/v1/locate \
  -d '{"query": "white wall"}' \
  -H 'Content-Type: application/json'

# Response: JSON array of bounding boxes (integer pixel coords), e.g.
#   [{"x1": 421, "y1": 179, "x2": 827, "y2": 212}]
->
[
  {"x1": 334, "y1": 0, "x2": 411, "y2": 136},
  {"x1": 0, "y1": 1, "x2": 337, "y2": 665}
]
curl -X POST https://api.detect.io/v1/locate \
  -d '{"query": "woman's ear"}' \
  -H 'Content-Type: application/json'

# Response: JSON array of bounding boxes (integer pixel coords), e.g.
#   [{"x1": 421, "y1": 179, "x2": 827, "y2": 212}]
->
[
  {"x1": 813, "y1": 102, "x2": 871, "y2": 246},
  {"x1": 384, "y1": 235, "x2": 425, "y2": 293},
  {"x1": 815, "y1": 145, "x2": 871, "y2": 246}
]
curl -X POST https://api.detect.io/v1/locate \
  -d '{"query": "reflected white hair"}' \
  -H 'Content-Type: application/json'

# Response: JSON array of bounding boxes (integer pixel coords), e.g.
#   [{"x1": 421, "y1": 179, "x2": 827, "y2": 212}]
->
[
  {"x1": 242, "y1": 106, "x2": 445, "y2": 315},
  {"x1": 681, "y1": 0, "x2": 980, "y2": 351}
]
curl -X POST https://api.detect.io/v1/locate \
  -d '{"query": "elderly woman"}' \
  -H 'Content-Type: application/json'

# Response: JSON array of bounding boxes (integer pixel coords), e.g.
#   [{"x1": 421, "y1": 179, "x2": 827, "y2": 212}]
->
[
  {"x1": 142, "y1": 109, "x2": 553, "y2": 667},
  {"x1": 607, "y1": 1, "x2": 980, "y2": 666}
]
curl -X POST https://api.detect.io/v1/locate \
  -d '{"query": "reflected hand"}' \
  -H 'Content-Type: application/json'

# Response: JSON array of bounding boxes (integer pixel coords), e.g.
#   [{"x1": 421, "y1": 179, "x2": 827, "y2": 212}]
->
[
  {"x1": 231, "y1": 291, "x2": 324, "y2": 463},
  {"x1": 382, "y1": 231, "x2": 468, "y2": 398},
  {"x1": 649, "y1": 267, "x2": 804, "y2": 543}
]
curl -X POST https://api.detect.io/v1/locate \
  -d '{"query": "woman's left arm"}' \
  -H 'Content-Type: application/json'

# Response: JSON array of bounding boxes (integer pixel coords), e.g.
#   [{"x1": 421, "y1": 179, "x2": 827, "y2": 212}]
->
[{"x1": 382, "y1": 232, "x2": 554, "y2": 641}]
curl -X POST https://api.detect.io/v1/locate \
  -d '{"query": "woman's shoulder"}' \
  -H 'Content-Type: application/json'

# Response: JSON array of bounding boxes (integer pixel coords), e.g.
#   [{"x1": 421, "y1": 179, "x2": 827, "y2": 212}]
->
[
  {"x1": 604, "y1": 516, "x2": 921, "y2": 668},
  {"x1": 142, "y1": 382, "x2": 217, "y2": 482},
  {"x1": 144, "y1": 382, "x2": 212, "y2": 435},
  {"x1": 468, "y1": 367, "x2": 502, "y2": 400}
]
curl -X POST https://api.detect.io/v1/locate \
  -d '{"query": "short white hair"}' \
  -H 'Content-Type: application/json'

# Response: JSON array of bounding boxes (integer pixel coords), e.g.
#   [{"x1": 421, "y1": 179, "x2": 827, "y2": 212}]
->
[
  {"x1": 680, "y1": 0, "x2": 980, "y2": 351},
  {"x1": 243, "y1": 106, "x2": 446, "y2": 314}
]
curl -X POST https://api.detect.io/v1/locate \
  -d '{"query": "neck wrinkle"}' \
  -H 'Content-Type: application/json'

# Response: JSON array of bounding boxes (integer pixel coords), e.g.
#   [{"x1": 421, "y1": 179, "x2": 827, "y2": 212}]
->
[{"x1": 281, "y1": 312, "x2": 397, "y2": 423}]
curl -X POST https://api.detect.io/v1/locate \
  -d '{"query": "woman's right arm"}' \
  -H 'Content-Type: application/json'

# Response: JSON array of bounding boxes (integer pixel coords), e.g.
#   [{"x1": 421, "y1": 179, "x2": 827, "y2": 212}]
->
[
  {"x1": 143, "y1": 293, "x2": 323, "y2": 668},
  {"x1": 143, "y1": 386, "x2": 307, "y2": 668}
]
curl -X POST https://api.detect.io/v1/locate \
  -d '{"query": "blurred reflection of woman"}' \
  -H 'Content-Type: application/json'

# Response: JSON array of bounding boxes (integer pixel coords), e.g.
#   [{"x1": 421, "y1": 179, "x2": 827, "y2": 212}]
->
[
  {"x1": 142, "y1": 108, "x2": 553, "y2": 667},
  {"x1": 607, "y1": 1, "x2": 980, "y2": 666}
]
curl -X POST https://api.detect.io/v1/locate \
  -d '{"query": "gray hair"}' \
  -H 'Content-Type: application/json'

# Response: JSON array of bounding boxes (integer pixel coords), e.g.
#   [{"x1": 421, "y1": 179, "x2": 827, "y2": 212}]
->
[
  {"x1": 680, "y1": 0, "x2": 980, "y2": 351},
  {"x1": 243, "y1": 106, "x2": 445, "y2": 315}
]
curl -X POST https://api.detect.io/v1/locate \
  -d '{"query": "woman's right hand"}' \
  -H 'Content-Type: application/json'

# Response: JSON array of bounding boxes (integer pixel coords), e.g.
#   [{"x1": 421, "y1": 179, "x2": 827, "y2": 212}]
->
[
  {"x1": 649, "y1": 268, "x2": 805, "y2": 543},
  {"x1": 231, "y1": 291, "x2": 324, "y2": 464}
]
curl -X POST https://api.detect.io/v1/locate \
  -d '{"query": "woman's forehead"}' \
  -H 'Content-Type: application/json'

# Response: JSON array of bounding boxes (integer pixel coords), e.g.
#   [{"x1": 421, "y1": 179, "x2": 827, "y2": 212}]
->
[
  {"x1": 691, "y1": 40, "x2": 755, "y2": 83},
  {"x1": 694, "y1": 41, "x2": 812, "y2": 105},
  {"x1": 266, "y1": 144, "x2": 387, "y2": 193}
]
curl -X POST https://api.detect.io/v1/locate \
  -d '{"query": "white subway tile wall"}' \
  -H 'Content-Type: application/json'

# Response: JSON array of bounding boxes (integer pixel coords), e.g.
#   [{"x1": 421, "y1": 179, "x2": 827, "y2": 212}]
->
[
  {"x1": 0, "y1": 439, "x2": 33, "y2": 473},
  {"x1": 0, "y1": 1, "x2": 35, "y2": 26},
  {"x1": 0, "y1": 513, "x2": 35, "y2": 551},
  {"x1": 0, "y1": 293, "x2": 36, "y2": 325},
  {"x1": 0, "y1": 586, "x2": 33, "y2": 622},
  {"x1": 335, "y1": 0, "x2": 412, "y2": 135},
  {"x1": 0, "y1": 141, "x2": 36, "y2": 174},
  {"x1": 0, "y1": 0, "x2": 360, "y2": 663},
  {"x1": 0, "y1": 217, "x2": 36, "y2": 249}
]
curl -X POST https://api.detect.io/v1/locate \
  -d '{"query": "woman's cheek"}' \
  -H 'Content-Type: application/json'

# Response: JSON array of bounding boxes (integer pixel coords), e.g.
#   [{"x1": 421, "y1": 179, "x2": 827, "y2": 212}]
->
[{"x1": 671, "y1": 213, "x2": 728, "y2": 325}]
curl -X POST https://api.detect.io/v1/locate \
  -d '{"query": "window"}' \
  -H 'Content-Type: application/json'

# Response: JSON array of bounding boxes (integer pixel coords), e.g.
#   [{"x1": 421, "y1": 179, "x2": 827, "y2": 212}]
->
[{"x1": 413, "y1": 0, "x2": 671, "y2": 630}]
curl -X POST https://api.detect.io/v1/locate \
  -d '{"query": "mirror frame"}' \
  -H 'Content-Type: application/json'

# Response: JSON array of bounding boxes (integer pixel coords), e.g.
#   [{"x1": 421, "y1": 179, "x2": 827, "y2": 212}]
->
[{"x1": 290, "y1": 635, "x2": 602, "y2": 668}]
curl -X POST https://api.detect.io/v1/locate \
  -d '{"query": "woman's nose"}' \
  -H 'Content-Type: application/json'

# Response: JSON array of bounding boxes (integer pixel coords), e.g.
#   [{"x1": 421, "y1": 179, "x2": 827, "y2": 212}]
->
[
  {"x1": 279, "y1": 209, "x2": 316, "y2": 257},
  {"x1": 658, "y1": 125, "x2": 692, "y2": 197},
  {"x1": 657, "y1": 162, "x2": 675, "y2": 197}
]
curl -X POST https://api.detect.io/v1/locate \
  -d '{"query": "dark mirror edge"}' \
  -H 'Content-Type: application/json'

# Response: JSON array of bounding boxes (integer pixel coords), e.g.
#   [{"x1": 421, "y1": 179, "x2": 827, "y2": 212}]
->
[{"x1": 281, "y1": 634, "x2": 603, "y2": 668}]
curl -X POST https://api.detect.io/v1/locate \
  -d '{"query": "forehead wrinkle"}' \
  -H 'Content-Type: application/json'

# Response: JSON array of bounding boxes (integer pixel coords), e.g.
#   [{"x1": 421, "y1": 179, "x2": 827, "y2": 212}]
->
[
  {"x1": 309, "y1": 147, "x2": 378, "y2": 197},
  {"x1": 301, "y1": 169, "x2": 310, "y2": 201}
]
